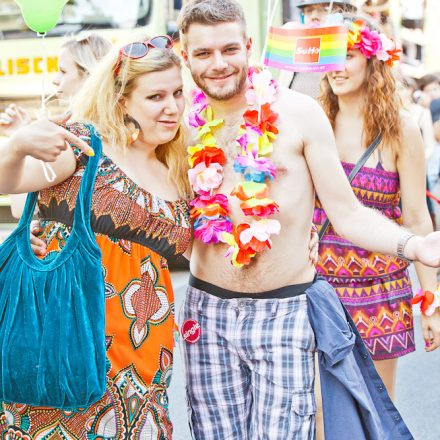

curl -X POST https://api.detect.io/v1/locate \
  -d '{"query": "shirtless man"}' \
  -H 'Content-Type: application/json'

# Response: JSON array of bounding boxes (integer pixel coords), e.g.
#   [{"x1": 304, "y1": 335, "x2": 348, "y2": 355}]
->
[{"x1": 177, "y1": 0, "x2": 440, "y2": 438}]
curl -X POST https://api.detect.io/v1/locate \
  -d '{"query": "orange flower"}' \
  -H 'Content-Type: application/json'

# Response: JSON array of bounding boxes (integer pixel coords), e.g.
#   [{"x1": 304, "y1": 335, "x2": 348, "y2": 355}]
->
[
  {"x1": 190, "y1": 204, "x2": 228, "y2": 219},
  {"x1": 243, "y1": 103, "x2": 278, "y2": 135},
  {"x1": 241, "y1": 199, "x2": 279, "y2": 217},
  {"x1": 236, "y1": 247, "x2": 256, "y2": 265},
  {"x1": 235, "y1": 223, "x2": 271, "y2": 253},
  {"x1": 411, "y1": 290, "x2": 440, "y2": 316},
  {"x1": 385, "y1": 47, "x2": 402, "y2": 66},
  {"x1": 231, "y1": 182, "x2": 268, "y2": 201},
  {"x1": 347, "y1": 19, "x2": 363, "y2": 49},
  {"x1": 191, "y1": 146, "x2": 226, "y2": 167}
]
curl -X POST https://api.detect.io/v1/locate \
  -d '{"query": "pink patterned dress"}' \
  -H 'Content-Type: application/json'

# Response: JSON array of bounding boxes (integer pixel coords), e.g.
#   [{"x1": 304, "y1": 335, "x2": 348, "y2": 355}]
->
[{"x1": 314, "y1": 161, "x2": 415, "y2": 361}]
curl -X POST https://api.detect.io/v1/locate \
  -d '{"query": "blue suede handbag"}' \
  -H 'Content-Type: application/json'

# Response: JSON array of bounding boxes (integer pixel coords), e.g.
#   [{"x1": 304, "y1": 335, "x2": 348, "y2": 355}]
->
[{"x1": 0, "y1": 126, "x2": 106, "y2": 409}]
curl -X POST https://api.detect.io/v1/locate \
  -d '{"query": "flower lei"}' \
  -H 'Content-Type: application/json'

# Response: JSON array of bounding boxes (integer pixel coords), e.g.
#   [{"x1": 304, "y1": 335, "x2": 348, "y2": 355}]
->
[
  {"x1": 188, "y1": 67, "x2": 280, "y2": 267},
  {"x1": 347, "y1": 19, "x2": 401, "y2": 66},
  {"x1": 411, "y1": 288, "x2": 440, "y2": 316}
]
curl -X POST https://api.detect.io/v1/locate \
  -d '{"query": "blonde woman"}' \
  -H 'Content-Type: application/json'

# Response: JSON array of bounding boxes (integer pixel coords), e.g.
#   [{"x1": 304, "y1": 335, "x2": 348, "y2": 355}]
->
[
  {"x1": 0, "y1": 34, "x2": 111, "y2": 135},
  {"x1": 0, "y1": 36, "x2": 192, "y2": 439},
  {"x1": 53, "y1": 34, "x2": 112, "y2": 101},
  {"x1": 1, "y1": 33, "x2": 112, "y2": 219}
]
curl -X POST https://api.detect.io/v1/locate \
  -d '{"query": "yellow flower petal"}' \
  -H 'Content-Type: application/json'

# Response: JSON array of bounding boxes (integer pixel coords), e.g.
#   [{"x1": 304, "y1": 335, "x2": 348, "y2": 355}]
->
[
  {"x1": 206, "y1": 106, "x2": 213, "y2": 121},
  {"x1": 242, "y1": 181, "x2": 267, "y2": 193},
  {"x1": 188, "y1": 144, "x2": 204, "y2": 155},
  {"x1": 200, "y1": 133, "x2": 216, "y2": 145},
  {"x1": 221, "y1": 232, "x2": 236, "y2": 246}
]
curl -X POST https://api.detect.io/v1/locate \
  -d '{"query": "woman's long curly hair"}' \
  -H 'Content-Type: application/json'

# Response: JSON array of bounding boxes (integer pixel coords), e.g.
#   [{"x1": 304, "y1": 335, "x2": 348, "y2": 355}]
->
[{"x1": 319, "y1": 15, "x2": 402, "y2": 152}]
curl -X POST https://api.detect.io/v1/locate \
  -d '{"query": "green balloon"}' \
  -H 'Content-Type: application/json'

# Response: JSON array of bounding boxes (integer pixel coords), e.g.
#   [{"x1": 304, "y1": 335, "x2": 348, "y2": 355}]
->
[{"x1": 15, "y1": 0, "x2": 68, "y2": 34}]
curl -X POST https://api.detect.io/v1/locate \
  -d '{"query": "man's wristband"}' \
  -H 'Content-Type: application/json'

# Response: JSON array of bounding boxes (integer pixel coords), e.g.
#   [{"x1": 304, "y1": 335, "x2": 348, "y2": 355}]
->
[{"x1": 397, "y1": 233, "x2": 415, "y2": 262}]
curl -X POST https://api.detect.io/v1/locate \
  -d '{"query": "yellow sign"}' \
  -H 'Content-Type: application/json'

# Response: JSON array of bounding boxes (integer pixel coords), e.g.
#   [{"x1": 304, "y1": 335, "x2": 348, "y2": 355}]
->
[
  {"x1": 0, "y1": 37, "x2": 63, "y2": 98},
  {"x1": 0, "y1": 56, "x2": 58, "y2": 76},
  {"x1": 0, "y1": 28, "x2": 158, "y2": 99}
]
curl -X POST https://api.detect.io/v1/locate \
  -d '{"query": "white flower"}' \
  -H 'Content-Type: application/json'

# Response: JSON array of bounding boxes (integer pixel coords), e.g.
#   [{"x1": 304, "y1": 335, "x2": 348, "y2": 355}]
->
[
  {"x1": 239, "y1": 219, "x2": 281, "y2": 244},
  {"x1": 188, "y1": 162, "x2": 223, "y2": 194},
  {"x1": 425, "y1": 294, "x2": 440, "y2": 317},
  {"x1": 376, "y1": 33, "x2": 395, "y2": 61},
  {"x1": 246, "y1": 70, "x2": 277, "y2": 107}
]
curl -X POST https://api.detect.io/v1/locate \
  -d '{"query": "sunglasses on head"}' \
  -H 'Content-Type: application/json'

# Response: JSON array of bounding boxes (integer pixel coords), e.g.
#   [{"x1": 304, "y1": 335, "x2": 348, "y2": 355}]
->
[{"x1": 113, "y1": 35, "x2": 174, "y2": 77}]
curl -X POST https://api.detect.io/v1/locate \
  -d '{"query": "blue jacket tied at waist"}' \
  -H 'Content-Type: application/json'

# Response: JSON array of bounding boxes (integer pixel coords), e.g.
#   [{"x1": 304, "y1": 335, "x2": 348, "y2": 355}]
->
[{"x1": 306, "y1": 277, "x2": 414, "y2": 440}]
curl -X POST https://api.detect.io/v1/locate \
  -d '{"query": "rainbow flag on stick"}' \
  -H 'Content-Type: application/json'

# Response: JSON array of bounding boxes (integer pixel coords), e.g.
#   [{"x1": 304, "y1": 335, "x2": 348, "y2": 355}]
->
[{"x1": 264, "y1": 25, "x2": 348, "y2": 73}]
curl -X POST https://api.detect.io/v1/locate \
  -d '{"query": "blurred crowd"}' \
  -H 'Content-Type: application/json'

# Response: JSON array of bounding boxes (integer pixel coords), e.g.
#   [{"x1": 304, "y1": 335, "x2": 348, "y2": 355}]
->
[
  {"x1": 398, "y1": 71, "x2": 440, "y2": 228},
  {"x1": 354, "y1": 1, "x2": 440, "y2": 226},
  {"x1": 354, "y1": 1, "x2": 440, "y2": 229}
]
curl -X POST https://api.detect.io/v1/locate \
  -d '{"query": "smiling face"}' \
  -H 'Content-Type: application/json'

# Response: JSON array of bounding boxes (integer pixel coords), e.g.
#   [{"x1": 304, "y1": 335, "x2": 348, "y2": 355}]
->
[
  {"x1": 181, "y1": 21, "x2": 251, "y2": 101},
  {"x1": 327, "y1": 49, "x2": 368, "y2": 97},
  {"x1": 122, "y1": 65, "x2": 185, "y2": 148},
  {"x1": 52, "y1": 48, "x2": 85, "y2": 100}
]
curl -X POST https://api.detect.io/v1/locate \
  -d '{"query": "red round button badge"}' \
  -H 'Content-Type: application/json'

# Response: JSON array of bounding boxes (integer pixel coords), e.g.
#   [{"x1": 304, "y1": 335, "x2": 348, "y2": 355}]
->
[{"x1": 181, "y1": 319, "x2": 201, "y2": 344}]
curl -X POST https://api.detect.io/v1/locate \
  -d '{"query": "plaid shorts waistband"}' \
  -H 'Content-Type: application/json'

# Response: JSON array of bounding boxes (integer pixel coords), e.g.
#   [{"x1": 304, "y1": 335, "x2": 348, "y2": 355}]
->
[{"x1": 189, "y1": 273, "x2": 316, "y2": 299}]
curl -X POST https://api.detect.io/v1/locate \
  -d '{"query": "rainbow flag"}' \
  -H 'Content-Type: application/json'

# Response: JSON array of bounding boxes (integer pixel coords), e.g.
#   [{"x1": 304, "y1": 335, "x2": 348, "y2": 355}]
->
[{"x1": 264, "y1": 25, "x2": 348, "y2": 73}]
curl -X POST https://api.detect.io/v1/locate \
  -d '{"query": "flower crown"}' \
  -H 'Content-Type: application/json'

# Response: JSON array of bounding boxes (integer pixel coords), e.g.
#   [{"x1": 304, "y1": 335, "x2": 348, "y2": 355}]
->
[{"x1": 347, "y1": 19, "x2": 401, "y2": 66}]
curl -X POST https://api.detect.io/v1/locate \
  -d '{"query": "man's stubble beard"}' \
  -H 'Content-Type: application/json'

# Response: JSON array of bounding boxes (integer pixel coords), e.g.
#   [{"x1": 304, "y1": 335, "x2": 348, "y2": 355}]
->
[{"x1": 191, "y1": 66, "x2": 248, "y2": 101}]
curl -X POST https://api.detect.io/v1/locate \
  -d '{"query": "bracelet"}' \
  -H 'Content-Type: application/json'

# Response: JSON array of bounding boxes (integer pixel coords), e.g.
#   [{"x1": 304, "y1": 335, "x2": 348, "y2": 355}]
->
[
  {"x1": 397, "y1": 233, "x2": 415, "y2": 262},
  {"x1": 411, "y1": 288, "x2": 440, "y2": 316}
]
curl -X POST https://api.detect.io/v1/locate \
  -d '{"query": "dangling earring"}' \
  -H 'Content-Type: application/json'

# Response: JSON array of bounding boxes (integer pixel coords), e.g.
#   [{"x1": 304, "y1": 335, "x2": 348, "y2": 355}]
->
[{"x1": 124, "y1": 114, "x2": 140, "y2": 144}]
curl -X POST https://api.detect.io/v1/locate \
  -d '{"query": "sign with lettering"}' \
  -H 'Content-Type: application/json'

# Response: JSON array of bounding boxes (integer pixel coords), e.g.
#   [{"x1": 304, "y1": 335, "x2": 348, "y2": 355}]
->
[
  {"x1": 264, "y1": 25, "x2": 348, "y2": 73},
  {"x1": 0, "y1": 29, "x2": 124, "y2": 99},
  {"x1": 181, "y1": 319, "x2": 201, "y2": 344}
]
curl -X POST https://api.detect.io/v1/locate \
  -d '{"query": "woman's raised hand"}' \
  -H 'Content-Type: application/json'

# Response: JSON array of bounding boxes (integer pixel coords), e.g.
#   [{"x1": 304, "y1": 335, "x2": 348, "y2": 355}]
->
[
  {"x1": 9, "y1": 112, "x2": 94, "y2": 162},
  {"x1": 0, "y1": 103, "x2": 31, "y2": 137}
]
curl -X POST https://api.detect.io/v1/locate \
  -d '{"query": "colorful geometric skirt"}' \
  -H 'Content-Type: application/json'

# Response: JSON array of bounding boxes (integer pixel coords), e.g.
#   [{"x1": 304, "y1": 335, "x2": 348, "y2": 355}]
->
[{"x1": 325, "y1": 268, "x2": 415, "y2": 361}]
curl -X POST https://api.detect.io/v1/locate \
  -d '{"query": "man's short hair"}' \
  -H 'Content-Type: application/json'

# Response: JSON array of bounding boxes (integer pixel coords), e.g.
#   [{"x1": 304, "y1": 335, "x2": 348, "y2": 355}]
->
[{"x1": 177, "y1": 0, "x2": 247, "y2": 45}]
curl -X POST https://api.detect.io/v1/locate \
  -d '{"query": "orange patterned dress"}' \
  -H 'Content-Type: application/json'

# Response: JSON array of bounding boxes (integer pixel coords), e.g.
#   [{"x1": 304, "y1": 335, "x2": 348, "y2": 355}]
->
[{"x1": 0, "y1": 123, "x2": 192, "y2": 439}]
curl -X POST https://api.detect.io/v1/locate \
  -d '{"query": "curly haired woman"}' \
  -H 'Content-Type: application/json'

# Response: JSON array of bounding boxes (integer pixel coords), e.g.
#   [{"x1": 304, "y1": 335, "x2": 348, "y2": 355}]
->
[{"x1": 315, "y1": 15, "x2": 440, "y2": 399}]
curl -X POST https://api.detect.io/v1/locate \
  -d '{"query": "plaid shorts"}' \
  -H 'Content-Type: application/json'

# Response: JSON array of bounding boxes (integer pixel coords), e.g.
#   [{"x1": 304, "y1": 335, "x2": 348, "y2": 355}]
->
[{"x1": 179, "y1": 276, "x2": 316, "y2": 440}]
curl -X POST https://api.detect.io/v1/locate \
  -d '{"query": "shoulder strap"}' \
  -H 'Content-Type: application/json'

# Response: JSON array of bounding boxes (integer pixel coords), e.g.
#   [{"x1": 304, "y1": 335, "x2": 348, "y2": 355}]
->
[
  {"x1": 288, "y1": 72, "x2": 297, "y2": 89},
  {"x1": 71, "y1": 125, "x2": 102, "y2": 238},
  {"x1": 318, "y1": 134, "x2": 383, "y2": 240},
  {"x1": 18, "y1": 192, "x2": 38, "y2": 228}
]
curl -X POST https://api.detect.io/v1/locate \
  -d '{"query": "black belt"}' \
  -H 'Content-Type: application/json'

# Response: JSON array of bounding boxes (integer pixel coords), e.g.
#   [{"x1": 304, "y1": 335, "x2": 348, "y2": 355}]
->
[{"x1": 189, "y1": 274, "x2": 316, "y2": 299}]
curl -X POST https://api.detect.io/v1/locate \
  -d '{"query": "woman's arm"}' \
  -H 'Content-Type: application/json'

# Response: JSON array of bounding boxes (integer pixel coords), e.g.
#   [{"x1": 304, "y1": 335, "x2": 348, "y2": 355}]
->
[
  {"x1": 0, "y1": 114, "x2": 92, "y2": 194},
  {"x1": 398, "y1": 113, "x2": 440, "y2": 351}
]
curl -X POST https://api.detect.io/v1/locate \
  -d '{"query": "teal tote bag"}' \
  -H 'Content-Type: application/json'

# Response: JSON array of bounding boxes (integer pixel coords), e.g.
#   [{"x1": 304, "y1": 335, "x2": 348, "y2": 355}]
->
[{"x1": 0, "y1": 126, "x2": 106, "y2": 409}]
